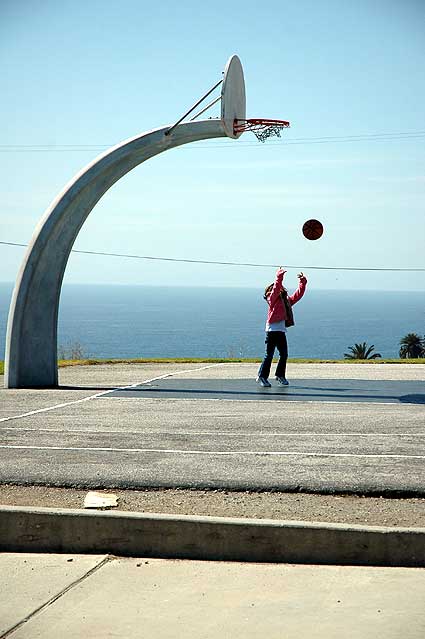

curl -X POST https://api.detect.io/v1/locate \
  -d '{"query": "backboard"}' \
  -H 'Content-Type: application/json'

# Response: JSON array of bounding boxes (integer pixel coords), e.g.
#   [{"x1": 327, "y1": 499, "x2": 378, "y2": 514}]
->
[{"x1": 221, "y1": 55, "x2": 246, "y2": 139}]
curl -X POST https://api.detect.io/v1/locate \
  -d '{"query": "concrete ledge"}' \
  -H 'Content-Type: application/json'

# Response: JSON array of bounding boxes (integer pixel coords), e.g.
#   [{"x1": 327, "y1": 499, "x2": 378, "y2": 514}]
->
[{"x1": 1, "y1": 506, "x2": 424, "y2": 566}]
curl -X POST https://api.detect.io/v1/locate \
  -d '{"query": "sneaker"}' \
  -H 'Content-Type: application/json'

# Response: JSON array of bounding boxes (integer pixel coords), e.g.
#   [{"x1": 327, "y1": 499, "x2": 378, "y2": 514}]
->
[
  {"x1": 256, "y1": 376, "x2": 271, "y2": 388},
  {"x1": 276, "y1": 376, "x2": 289, "y2": 386}
]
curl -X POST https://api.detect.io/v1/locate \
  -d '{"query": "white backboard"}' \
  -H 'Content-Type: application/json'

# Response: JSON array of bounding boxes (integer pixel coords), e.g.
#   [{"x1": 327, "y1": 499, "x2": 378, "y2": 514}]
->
[{"x1": 221, "y1": 55, "x2": 246, "y2": 139}]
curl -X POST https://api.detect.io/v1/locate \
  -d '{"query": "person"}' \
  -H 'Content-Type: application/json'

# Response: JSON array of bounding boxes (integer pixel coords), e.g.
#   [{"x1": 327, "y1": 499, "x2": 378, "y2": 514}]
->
[{"x1": 257, "y1": 267, "x2": 307, "y2": 387}]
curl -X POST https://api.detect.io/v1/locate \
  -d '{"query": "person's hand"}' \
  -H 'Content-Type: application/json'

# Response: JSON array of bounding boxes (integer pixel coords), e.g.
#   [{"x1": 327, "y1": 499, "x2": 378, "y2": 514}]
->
[
  {"x1": 297, "y1": 271, "x2": 307, "y2": 282},
  {"x1": 277, "y1": 266, "x2": 287, "y2": 276}
]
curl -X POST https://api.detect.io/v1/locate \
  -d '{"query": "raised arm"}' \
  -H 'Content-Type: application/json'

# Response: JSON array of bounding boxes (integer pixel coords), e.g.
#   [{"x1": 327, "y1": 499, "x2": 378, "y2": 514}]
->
[
  {"x1": 288, "y1": 272, "x2": 307, "y2": 306},
  {"x1": 267, "y1": 267, "x2": 286, "y2": 305}
]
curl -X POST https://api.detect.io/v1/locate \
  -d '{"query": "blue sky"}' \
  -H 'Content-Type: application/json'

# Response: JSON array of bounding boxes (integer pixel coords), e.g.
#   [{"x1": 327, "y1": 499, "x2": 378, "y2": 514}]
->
[{"x1": 1, "y1": 0, "x2": 424, "y2": 291}]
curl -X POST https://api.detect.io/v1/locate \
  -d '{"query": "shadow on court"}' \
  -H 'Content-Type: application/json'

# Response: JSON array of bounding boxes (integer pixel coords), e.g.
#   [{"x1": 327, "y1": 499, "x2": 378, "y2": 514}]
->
[{"x1": 93, "y1": 378, "x2": 425, "y2": 405}]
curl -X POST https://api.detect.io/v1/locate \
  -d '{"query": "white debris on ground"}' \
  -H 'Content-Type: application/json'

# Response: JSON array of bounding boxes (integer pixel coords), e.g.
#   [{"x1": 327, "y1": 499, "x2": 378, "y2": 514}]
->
[{"x1": 83, "y1": 491, "x2": 118, "y2": 509}]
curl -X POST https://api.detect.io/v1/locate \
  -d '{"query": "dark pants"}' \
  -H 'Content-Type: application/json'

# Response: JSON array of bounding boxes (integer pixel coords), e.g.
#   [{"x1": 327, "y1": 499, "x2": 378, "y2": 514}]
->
[{"x1": 258, "y1": 331, "x2": 288, "y2": 380}]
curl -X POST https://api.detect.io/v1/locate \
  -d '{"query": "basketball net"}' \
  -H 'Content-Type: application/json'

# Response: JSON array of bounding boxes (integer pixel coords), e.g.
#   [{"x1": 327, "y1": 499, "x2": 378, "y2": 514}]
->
[{"x1": 233, "y1": 118, "x2": 290, "y2": 142}]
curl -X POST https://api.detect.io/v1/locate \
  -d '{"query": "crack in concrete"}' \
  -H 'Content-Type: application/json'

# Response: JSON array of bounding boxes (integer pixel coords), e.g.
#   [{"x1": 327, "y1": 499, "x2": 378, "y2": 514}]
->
[{"x1": 0, "y1": 555, "x2": 113, "y2": 638}]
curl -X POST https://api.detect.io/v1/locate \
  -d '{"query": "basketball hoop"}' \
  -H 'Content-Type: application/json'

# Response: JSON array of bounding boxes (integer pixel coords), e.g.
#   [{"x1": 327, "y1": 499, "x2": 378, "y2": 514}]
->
[{"x1": 233, "y1": 118, "x2": 290, "y2": 142}]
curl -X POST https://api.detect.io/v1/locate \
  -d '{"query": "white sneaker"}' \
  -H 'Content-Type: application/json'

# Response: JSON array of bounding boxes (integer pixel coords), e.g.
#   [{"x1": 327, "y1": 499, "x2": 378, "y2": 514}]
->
[
  {"x1": 276, "y1": 377, "x2": 289, "y2": 386},
  {"x1": 256, "y1": 376, "x2": 271, "y2": 388}
]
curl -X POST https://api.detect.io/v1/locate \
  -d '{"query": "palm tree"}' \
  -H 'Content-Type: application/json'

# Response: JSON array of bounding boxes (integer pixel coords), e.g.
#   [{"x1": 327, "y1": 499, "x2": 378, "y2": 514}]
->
[
  {"x1": 344, "y1": 342, "x2": 382, "y2": 360},
  {"x1": 399, "y1": 333, "x2": 425, "y2": 359}
]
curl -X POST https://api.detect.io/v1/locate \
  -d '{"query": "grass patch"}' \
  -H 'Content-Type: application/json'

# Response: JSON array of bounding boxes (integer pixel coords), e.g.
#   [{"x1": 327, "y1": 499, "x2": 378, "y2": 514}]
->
[
  {"x1": 57, "y1": 358, "x2": 258, "y2": 368},
  {"x1": 56, "y1": 357, "x2": 425, "y2": 367},
  {"x1": 1, "y1": 358, "x2": 424, "y2": 376}
]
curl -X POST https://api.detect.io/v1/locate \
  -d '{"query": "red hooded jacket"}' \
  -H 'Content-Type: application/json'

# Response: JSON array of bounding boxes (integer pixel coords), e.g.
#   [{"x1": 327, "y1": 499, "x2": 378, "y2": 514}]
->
[{"x1": 266, "y1": 269, "x2": 307, "y2": 325}]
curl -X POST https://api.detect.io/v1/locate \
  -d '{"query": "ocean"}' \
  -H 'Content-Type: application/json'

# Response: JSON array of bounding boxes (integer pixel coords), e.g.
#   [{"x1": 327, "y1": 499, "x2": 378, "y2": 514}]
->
[{"x1": 0, "y1": 282, "x2": 423, "y2": 360}]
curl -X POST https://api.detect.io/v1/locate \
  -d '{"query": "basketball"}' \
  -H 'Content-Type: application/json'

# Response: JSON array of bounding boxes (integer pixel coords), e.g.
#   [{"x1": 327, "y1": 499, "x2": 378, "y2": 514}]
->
[{"x1": 302, "y1": 219, "x2": 323, "y2": 240}]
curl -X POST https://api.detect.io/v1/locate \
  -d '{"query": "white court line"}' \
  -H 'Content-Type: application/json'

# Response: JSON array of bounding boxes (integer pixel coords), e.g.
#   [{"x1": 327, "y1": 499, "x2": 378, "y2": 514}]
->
[
  {"x1": 97, "y1": 396, "x2": 402, "y2": 406},
  {"x1": 0, "y1": 363, "x2": 224, "y2": 424},
  {"x1": 0, "y1": 444, "x2": 424, "y2": 459},
  {"x1": 1, "y1": 427, "x2": 424, "y2": 437}
]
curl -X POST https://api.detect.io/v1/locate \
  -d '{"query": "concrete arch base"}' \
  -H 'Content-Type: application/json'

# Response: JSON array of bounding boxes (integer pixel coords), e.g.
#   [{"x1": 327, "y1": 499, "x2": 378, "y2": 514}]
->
[{"x1": 5, "y1": 120, "x2": 227, "y2": 388}]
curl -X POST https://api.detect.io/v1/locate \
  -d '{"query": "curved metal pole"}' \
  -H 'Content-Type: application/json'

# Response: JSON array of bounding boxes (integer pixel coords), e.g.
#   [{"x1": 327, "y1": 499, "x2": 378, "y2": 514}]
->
[{"x1": 5, "y1": 120, "x2": 226, "y2": 388}]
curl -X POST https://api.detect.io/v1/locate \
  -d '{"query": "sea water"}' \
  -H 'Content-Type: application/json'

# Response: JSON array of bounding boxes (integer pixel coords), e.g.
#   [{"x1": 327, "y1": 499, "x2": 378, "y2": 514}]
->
[{"x1": 0, "y1": 283, "x2": 423, "y2": 360}]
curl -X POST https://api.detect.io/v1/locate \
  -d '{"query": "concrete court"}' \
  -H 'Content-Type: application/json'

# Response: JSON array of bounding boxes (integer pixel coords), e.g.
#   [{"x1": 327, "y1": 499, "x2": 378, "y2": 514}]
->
[
  {"x1": 0, "y1": 363, "x2": 424, "y2": 494},
  {"x1": 2, "y1": 553, "x2": 425, "y2": 639}
]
